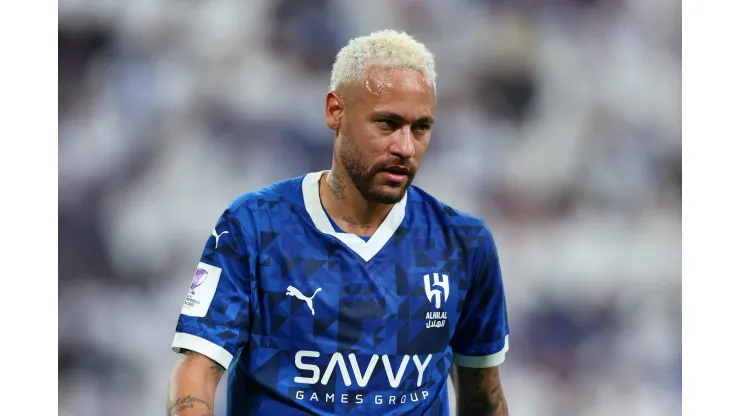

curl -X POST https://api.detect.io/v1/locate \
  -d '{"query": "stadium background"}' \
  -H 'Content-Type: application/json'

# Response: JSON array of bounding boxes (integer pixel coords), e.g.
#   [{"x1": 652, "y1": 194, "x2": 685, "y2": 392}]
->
[{"x1": 58, "y1": 1, "x2": 681, "y2": 415}]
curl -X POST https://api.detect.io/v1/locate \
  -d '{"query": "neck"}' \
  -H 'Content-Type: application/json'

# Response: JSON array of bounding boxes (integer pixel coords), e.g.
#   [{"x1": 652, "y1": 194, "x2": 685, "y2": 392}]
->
[{"x1": 319, "y1": 167, "x2": 395, "y2": 236}]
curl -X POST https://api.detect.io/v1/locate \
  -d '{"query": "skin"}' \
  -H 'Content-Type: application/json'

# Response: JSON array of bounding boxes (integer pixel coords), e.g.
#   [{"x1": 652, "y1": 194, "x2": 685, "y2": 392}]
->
[
  {"x1": 166, "y1": 350, "x2": 223, "y2": 416},
  {"x1": 323, "y1": 66, "x2": 508, "y2": 414},
  {"x1": 166, "y1": 66, "x2": 508, "y2": 415},
  {"x1": 321, "y1": 66, "x2": 436, "y2": 236},
  {"x1": 451, "y1": 364, "x2": 509, "y2": 416}
]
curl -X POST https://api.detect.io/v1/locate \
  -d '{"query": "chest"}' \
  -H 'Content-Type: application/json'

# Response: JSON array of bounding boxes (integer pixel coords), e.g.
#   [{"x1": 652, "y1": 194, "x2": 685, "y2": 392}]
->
[{"x1": 250, "y1": 230, "x2": 472, "y2": 355}]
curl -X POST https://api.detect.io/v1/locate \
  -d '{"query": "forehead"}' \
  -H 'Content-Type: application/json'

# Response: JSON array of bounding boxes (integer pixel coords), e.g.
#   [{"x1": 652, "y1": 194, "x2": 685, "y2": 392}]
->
[{"x1": 353, "y1": 67, "x2": 436, "y2": 116}]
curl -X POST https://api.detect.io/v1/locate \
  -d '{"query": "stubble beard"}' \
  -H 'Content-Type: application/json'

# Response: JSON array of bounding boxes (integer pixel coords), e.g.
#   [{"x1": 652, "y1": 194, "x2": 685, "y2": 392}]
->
[{"x1": 338, "y1": 131, "x2": 415, "y2": 205}]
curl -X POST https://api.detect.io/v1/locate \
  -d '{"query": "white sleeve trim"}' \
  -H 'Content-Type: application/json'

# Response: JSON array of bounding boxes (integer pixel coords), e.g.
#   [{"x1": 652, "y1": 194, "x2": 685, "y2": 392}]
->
[
  {"x1": 172, "y1": 332, "x2": 234, "y2": 370},
  {"x1": 453, "y1": 335, "x2": 509, "y2": 368}
]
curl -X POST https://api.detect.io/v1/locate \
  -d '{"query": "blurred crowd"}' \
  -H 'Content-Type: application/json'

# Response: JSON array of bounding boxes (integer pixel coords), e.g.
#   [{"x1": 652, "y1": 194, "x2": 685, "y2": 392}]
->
[{"x1": 58, "y1": 0, "x2": 681, "y2": 415}]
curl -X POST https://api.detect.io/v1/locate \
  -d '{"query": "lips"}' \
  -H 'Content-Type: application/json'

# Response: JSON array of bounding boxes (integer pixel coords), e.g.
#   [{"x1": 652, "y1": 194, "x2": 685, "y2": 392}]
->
[
  {"x1": 378, "y1": 166, "x2": 410, "y2": 183},
  {"x1": 381, "y1": 166, "x2": 410, "y2": 176}
]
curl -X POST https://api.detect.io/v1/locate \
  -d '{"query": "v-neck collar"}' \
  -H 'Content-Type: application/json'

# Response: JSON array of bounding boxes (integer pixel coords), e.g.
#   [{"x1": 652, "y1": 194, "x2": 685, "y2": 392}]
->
[{"x1": 301, "y1": 171, "x2": 407, "y2": 262}]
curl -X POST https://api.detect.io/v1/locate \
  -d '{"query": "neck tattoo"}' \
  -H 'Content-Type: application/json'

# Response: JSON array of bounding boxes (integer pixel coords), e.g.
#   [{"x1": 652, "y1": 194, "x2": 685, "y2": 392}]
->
[{"x1": 328, "y1": 171, "x2": 346, "y2": 200}]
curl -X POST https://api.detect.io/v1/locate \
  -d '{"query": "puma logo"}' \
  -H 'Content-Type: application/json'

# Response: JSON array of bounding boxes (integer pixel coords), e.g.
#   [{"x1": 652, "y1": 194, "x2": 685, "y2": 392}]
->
[
  {"x1": 286, "y1": 286, "x2": 322, "y2": 315},
  {"x1": 211, "y1": 229, "x2": 229, "y2": 249}
]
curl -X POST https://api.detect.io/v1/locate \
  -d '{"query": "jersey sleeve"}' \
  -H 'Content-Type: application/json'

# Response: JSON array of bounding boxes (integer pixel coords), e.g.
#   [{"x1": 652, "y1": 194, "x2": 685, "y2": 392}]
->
[
  {"x1": 450, "y1": 224, "x2": 510, "y2": 368},
  {"x1": 171, "y1": 204, "x2": 255, "y2": 370}
]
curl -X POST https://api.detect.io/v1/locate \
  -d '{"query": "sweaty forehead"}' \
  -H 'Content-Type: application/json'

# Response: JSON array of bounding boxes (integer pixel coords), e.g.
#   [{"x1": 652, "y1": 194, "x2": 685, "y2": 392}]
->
[
  {"x1": 364, "y1": 66, "x2": 432, "y2": 93},
  {"x1": 354, "y1": 67, "x2": 436, "y2": 113}
]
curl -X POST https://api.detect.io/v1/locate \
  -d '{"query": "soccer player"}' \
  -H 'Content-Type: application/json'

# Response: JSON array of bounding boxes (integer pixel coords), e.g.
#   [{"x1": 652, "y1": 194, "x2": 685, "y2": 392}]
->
[{"x1": 167, "y1": 30, "x2": 510, "y2": 416}]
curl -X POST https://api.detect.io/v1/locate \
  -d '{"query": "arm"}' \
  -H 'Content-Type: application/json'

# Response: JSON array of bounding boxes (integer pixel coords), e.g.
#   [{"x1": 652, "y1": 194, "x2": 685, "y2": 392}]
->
[
  {"x1": 168, "y1": 203, "x2": 256, "y2": 415},
  {"x1": 166, "y1": 350, "x2": 225, "y2": 416},
  {"x1": 450, "y1": 223, "x2": 511, "y2": 416},
  {"x1": 451, "y1": 364, "x2": 508, "y2": 416}
]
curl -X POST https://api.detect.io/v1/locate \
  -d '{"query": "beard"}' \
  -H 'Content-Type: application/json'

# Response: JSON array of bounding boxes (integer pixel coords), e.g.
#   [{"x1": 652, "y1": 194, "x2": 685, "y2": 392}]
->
[{"x1": 338, "y1": 131, "x2": 417, "y2": 204}]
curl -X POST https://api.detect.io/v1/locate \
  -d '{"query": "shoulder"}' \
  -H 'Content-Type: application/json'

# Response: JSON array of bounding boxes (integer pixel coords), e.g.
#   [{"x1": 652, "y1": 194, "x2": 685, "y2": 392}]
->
[
  {"x1": 227, "y1": 175, "x2": 306, "y2": 214},
  {"x1": 407, "y1": 185, "x2": 489, "y2": 229},
  {"x1": 218, "y1": 175, "x2": 308, "y2": 237},
  {"x1": 407, "y1": 185, "x2": 499, "y2": 257}
]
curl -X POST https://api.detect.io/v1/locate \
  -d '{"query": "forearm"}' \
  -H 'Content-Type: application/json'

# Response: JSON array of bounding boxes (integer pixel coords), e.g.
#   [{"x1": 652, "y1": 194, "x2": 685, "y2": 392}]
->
[
  {"x1": 166, "y1": 351, "x2": 224, "y2": 416},
  {"x1": 167, "y1": 384, "x2": 214, "y2": 416},
  {"x1": 452, "y1": 364, "x2": 509, "y2": 416}
]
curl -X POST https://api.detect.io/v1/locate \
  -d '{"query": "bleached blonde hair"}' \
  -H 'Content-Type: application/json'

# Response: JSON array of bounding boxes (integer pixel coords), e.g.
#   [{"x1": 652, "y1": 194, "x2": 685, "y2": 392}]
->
[{"x1": 329, "y1": 30, "x2": 436, "y2": 92}]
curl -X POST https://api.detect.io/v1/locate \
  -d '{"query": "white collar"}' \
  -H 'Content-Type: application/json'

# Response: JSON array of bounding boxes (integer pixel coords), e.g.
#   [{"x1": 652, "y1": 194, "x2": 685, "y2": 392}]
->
[{"x1": 301, "y1": 171, "x2": 407, "y2": 262}]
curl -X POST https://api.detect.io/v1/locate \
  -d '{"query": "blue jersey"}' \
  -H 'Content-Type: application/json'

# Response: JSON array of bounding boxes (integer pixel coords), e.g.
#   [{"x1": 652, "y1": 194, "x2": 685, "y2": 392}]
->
[{"x1": 172, "y1": 171, "x2": 510, "y2": 416}]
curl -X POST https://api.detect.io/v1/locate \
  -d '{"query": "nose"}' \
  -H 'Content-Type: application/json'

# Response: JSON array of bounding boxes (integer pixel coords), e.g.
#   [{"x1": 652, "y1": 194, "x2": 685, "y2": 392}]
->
[{"x1": 389, "y1": 128, "x2": 415, "y2": 160}]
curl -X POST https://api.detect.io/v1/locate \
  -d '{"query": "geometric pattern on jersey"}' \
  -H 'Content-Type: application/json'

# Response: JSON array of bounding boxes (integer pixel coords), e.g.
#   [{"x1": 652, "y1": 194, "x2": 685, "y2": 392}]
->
[{"x1": 172, "y1": 171, "x2": 510, "y2": 416}]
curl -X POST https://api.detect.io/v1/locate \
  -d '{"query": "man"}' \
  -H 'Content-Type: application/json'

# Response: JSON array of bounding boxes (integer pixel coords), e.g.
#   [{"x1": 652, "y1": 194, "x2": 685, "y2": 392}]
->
[{"x1": 167, "y1": 29, "x2": 510, "y2": 416}]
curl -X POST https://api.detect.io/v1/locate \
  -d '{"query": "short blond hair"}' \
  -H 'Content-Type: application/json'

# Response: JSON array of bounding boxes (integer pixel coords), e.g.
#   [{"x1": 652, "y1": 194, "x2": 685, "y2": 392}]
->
[{"x1": 329, "y1": 30, "x2": 436, "y2": 92}]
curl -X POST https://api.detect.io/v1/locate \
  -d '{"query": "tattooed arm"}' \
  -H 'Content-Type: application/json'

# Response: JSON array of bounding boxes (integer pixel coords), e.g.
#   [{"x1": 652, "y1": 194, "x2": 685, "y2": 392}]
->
[
  {"x1": 166, "y1": 350, "x2": 225, "y2": 416},
  {"x1": 451, "y1": 364, "x2": 509, "y2": 416}
]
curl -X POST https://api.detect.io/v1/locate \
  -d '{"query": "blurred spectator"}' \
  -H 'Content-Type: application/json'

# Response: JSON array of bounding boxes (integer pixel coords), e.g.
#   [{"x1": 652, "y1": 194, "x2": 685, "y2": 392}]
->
[{"x1": 58, "y1": 0, "x2": 681, "y2": 415}]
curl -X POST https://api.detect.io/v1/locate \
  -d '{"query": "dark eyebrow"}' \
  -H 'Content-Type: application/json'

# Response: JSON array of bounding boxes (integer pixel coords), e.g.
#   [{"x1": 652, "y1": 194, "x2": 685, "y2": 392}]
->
[
  {"x1": 415, "y1": 116, "x2": 435, "y2": 126},
  {"x1": 373, "y1": 111, "x2": 435, "y2": 125}
]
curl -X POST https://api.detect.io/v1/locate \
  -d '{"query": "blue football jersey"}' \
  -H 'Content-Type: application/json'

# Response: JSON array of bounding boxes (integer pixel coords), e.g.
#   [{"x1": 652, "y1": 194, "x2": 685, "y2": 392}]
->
[{"x1": 172, "y1": 171, "x2": 510, "y2": 416}]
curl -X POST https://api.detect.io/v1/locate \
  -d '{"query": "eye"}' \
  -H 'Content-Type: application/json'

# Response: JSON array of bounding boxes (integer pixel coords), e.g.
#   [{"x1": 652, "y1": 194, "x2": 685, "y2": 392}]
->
[
  {"x1": 378, "y1": 119, "x2": 399, "y2": 130},
  {"x1": 412, "y1": 123, "x2": 431, "y2": 132}
]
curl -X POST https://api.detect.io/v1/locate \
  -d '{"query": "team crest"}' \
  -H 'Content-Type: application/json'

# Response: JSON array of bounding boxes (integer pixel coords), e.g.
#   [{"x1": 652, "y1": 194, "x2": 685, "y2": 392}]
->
[{"x1": 423, "y1": 273, "x2": 449, "y2": 328}]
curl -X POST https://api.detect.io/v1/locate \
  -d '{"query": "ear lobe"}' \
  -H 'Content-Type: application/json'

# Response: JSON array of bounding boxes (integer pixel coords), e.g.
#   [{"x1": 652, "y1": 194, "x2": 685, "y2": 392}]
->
[{"x1": 325, "y1": 92, "x2": 343, "y2": 131}]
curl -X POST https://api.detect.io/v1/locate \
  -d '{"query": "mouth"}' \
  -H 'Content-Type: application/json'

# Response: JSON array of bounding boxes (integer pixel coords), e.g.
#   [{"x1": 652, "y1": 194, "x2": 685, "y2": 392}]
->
[
  {"x1": 381, "y1": 166, "x2": 410, "y2": 175},
  {"x1": 379, "y1": 166, "x2": 410, "y2": 183}
]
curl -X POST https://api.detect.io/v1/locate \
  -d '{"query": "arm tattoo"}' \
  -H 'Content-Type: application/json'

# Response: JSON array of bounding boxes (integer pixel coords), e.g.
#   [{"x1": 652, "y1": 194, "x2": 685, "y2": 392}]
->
[
  {"x1": 328, "y1": 171, "x2": 346, "y2": 200},
  {"x1": 168, "y1": 351, "x2": 221, "y2": 415},
  {"x1": 183, "y1": 350, "x2": 199, "y2": 362},
  {"x1": 167, "y1": 395, "x2": 211, "y2": 416},
  {"x1": 183, "y1": 350, "x2": 224, "y2": 380},
  {"x1": 453, "y1": 365, "x2": 509, "y2": 416},
  {"x1": 210, "y1": 363, "x2": 225, "y2": 379}
]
